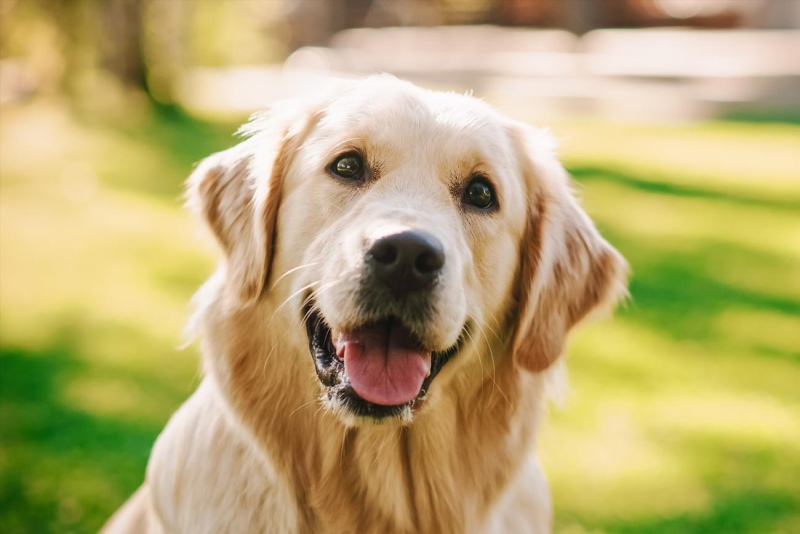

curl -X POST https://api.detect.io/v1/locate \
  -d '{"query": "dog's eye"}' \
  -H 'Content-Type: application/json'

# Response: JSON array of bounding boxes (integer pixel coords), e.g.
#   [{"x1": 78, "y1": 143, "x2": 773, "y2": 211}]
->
[
  {"x1": 464, "y1": 177, "x2": 495, "y2": 210},
  {"x1": 330, "y1": 154, "x2": 364, "y2": 180}
]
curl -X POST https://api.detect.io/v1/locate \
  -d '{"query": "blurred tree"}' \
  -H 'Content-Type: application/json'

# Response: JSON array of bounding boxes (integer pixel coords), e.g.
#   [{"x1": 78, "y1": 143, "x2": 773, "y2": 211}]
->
[
  {"x1": 561, "y1": 0, "x2": 602, "y2": 34},
  {"x1": 50, "y1": 0, "x2": 147, "y2": 96},
  {"x1": 142, "y1": 0, "x2": 188, "y2": 104},
  {"x1": 1, "y1": 0, "x2": 291, "y2": 109},
  {"x1": 98, "y1": 0, "x2": 147, "y2": 90}
]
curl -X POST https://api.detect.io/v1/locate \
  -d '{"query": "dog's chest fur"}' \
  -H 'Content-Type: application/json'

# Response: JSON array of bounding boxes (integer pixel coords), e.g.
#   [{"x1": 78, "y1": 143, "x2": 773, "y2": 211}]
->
[{"x1": 147, "y1": 306, "x2": 550, "y2": 533}]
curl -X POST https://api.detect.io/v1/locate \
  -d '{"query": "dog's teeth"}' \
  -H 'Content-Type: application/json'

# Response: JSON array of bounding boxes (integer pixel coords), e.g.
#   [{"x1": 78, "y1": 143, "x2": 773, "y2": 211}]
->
[{"x1": 333, "y1": 332, "x2": 344, "y2": 360}]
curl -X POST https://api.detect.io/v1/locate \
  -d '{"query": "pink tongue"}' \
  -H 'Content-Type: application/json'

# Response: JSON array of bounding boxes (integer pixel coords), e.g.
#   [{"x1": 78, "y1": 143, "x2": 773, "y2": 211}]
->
[{"x1": 337, "y1": 323, "x2": 431, "y2": 406}]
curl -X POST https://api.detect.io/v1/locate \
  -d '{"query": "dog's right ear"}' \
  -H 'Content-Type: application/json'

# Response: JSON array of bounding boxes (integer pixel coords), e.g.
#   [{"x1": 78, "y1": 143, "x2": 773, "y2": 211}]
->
[{"x1": 186, "y1": 105, "x2": 320, "y2": 307}]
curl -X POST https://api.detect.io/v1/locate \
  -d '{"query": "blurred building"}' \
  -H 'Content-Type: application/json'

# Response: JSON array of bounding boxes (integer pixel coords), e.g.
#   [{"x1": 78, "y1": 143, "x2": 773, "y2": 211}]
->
[
  {"x1": 284, "y1": 0, "x2": 800, "y2": 49},
  {"x1": 276, "y1": 0, "x2": 800, "y2": 122},
  {"x1": 2, "y1": 0, "x2": 799, "y2": 122}
]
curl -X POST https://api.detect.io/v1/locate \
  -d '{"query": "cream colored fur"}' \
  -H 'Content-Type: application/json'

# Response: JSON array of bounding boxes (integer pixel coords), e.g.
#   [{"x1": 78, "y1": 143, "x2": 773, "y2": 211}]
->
[{"x1": 102, "y1": 76, "x2": 627, "y2": 534}]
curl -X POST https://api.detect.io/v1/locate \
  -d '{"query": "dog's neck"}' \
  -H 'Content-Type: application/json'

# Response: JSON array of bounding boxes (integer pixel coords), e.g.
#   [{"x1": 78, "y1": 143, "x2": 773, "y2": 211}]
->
[{"x1": 203, "y1": 303, "x2": 545, "y2": 534}]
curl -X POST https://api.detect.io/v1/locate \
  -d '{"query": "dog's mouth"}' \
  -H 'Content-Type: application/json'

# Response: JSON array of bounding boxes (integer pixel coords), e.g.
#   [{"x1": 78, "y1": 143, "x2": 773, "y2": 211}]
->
[{"x1": 303, "y1": 304, "x2": 464, "y2": 420}]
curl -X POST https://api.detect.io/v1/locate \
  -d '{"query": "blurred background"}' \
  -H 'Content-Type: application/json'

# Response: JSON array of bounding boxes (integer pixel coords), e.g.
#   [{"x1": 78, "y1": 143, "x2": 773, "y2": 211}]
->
[{"x1": 1, "y1": 1, "x2": 799, "y2": 533}]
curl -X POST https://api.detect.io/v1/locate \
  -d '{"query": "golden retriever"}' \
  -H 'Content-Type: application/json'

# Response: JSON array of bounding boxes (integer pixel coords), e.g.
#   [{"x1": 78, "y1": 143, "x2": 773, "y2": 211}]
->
[{"x1": 102, "y1": 75, "x2": 627, "y2": 534}]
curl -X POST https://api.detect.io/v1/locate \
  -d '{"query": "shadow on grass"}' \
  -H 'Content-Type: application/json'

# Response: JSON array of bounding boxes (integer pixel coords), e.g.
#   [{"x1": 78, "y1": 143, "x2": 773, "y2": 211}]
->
[
  {"x1": 566, "y1": 162, "x2": 799, "y2": 362},
  {"x1": 720, "y1": 109, "x2": 800, "y2": 127},
  {"x1": 75, "y1": 104, "x2": 244, "y2": 200},
  {"x1": 597, "y1": 490, "x2": 797, "y2": 534},
  {"x1": 569, "y1": 165, "x2": 800, "y2": 212},
  {"x1": 122, "y1": 104, "x2": 245, "y2": 175},
  {"x1": 625, "y1": 240, "x2": 797, "y2": 354},
  {"x1": 0, "y1": 325, "x2": 188, "y2": 534},
  {"x1": 595, "y1": 425, "x2": 800, "y2": 534}
]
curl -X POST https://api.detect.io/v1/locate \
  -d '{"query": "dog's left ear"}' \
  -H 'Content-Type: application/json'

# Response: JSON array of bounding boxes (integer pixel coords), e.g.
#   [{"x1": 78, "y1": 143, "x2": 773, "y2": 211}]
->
[
  {"x1": 186, "y1": 104, "x2": 319, "y2": 307},
  {"x1": 511, "y1": 125, "x2": 628, "y2": 372}
]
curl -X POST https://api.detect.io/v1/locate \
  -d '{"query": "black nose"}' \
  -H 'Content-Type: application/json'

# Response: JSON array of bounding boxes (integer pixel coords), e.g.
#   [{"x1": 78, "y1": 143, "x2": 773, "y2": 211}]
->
[{"x1": 367, "y1": 231, "x2": 445, "y2": 296}]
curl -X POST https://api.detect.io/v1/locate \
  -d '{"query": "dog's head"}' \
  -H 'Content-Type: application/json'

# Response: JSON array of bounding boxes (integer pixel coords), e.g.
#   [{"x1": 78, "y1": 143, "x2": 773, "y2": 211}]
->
[{"x1": 188, "y1": 76, "x2": 627, "y2": 425}]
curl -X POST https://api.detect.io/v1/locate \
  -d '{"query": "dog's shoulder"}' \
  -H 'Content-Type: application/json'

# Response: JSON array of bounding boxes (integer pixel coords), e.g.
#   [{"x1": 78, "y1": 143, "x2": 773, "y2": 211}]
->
[{"x1": 147, "y1": 379, "x2": 302, "y2": 533}]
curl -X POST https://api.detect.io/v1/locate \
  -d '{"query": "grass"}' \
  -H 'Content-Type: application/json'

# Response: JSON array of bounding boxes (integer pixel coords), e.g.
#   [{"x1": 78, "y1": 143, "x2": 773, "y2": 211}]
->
[{"x1": 1, "y1": 100, "x2": 798, "y2": 533}]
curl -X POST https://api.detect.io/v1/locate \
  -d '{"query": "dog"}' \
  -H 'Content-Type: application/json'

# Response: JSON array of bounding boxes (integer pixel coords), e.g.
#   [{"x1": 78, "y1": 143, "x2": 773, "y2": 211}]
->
[{"x1": 102, "y1": 75, "x2": 627, "y2": 534}]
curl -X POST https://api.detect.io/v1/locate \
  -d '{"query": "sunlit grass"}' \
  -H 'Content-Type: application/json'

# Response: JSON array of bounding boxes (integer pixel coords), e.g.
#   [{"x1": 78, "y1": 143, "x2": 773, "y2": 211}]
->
[
  {"x1": 584, "y1": 179, "x2": 799, "y2": 261},
  {"x1": 552, "y1": 120, "x2": 800, "y2": 203},
  {"x1": 0, "y1": 101, "x2": 231, "y2": 533},
  {"x1": 1, "y1": 101, "x2": 798, "y2": 533},
  {"x1": 712, "y1": 307, "x2": 800, "y2": 357}
]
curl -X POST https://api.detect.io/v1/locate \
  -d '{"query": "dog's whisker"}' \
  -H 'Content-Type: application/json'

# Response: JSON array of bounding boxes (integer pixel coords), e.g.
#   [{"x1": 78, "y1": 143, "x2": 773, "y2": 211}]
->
[
  {"x1": 339, "y1": 426, "x2": 349, "y2": 473},
  {"x1": 298, "y1": 279, "x2": 347, "y2": 324},
  {"x1": 363, "y1": 434, "x2": 381, "y2": 470},
  {"x1": 308, "y1": 278, "x2": 345, "y2": 300},
  {"x1": 288, "y1": 398, "x2": 319, "y2": 418},
  {"x1": 462, "y1": 320, "x2": 488, "y2": 408},
  {"x1": 473, "y1": 319, "x2": 512, "y2": 407},
  {"x1": 468, "y1": 322, "x2": 510, "y2": 408},
  {"x1": 473, "y1": 323, "x2": 496, "y2": 372},
  {"x1": 367, "y1": 427, "x2": 397, "y2": 470},
  {"x1": 267, "y1": 280, "x2": 327, "y2": 330},
  {"x1": 261, "y1": 344, "x2": 278, "y2": 378},
  {"x1": 473, "y1": 324, "x2": 500, "y2": 407},
  {"x1": 300, "y1": 291, "x2": 325, "y2": 323},
  {"x1": 483, "y1": 318, "x2": 504, "y2": 344},
  {"x1": 479, "y1": 327, "x2": 512, "y2": 408},
  {"x1": 269, "y1": 262, "x2": 322, "y2": 290},
  {"x1": 301, "y1": 305, "x2": 317, "y2": 325},
  {"x1": 368, "y1": 429, "x2": 396, "y2": 472},
  {"x1": 314, "y1": 401, "x2": 330, "y2": 422},
  {"x1": 390, "y1": 428, "x2": 404, "y2": 467},
  {"x1": 466, "y1": 331, "x2": 494, "y2": 407}
]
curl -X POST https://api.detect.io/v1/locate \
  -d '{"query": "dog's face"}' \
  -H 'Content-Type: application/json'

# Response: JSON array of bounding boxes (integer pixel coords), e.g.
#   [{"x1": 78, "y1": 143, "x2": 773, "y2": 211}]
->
[
  {"x1": 188, "y1": 77, "x2": 627, "y2": 425},
  {"x1": 282, "y1": 82, "x2": 530, "y2": 421}
]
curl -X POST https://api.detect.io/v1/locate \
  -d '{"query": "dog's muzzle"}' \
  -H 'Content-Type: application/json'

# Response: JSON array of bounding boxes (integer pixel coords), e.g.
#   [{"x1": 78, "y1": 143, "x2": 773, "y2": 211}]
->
[{"x1": 303, "y1": 229, "x2": 465, "y2": 420}]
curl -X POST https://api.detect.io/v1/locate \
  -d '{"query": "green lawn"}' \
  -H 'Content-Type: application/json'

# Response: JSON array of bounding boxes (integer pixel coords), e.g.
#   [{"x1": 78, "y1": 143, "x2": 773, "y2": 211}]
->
[{"x1": 1, "y1": 102, "x2": 798, "y2": 534}]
